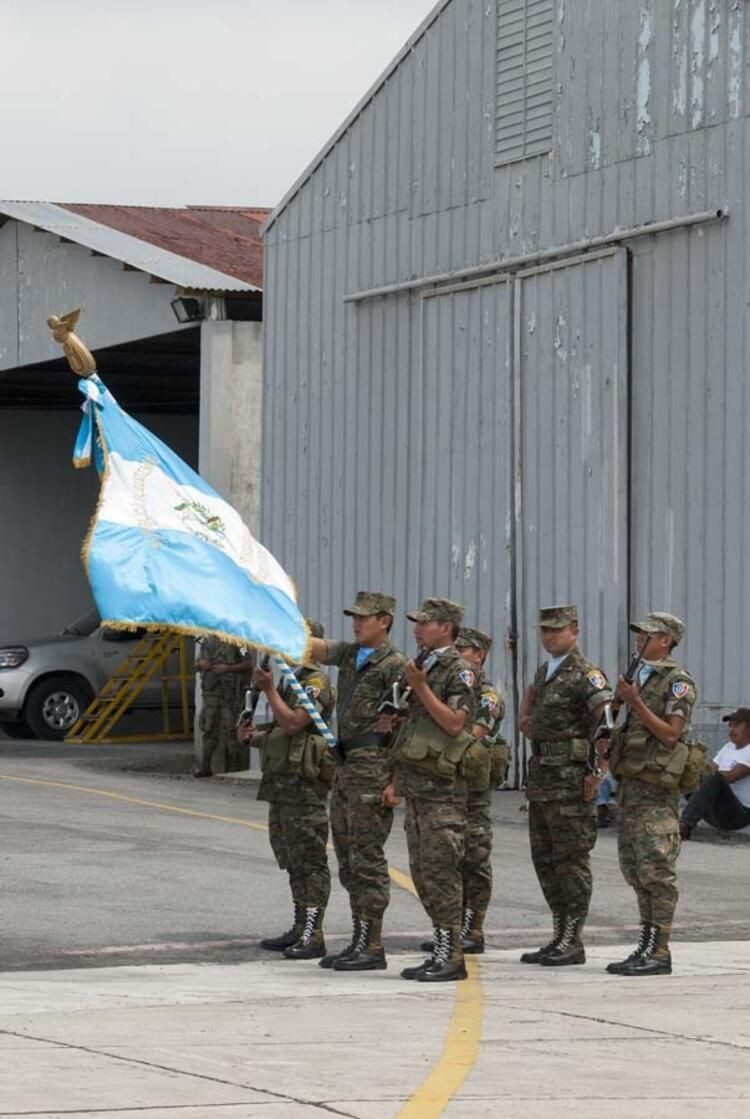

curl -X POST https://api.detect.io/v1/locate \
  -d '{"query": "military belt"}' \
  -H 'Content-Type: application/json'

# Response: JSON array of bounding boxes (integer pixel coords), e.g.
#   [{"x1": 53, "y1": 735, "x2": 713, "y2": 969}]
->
[
  {"x1": 338, "y1": 733, "x2": 389, "y2": 753},
  {"x1": 531, "y1": 739, "x2": 588, "y2": 761}
]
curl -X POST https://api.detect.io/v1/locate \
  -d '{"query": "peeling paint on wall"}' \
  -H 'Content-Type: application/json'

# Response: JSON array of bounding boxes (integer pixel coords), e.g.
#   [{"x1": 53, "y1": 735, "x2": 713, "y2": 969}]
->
[
  {"x1": 589, "y1": 126, "x2": 602, "y2": 169},
  {"x1": 636, "y1": 2, "x2": 653, "y2": 155},
  {"x1": 690, "y1": 0, "x2": 706, "y2": 130},
  {"x1": 728, "y1": 4, "x2": 743, "y2": 119},
  {"x1": 464, "y1": 539, "x2": 477, "y2": 581},
  {"x1": 553, "y1": 313, "x2": 568, "y2": 362},
  {"x1": 708, "y1": 1, "x2": 720, "y2": 65},
  {"x1": 673, "y1": 0, "x2": 688, "y2": 118}
]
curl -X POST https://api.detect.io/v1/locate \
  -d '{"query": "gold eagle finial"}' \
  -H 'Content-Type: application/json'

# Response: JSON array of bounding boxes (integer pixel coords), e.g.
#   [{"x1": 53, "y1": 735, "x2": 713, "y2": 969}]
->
[{"x1": 47, "y1": 309, "x2": 97, "y2": 377}]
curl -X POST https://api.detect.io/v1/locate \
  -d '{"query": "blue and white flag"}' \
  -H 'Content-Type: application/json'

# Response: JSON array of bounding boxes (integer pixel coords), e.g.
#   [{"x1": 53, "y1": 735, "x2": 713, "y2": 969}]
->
[{"x1": 73, "y1": 374, "x2": 309, "y2": 662}]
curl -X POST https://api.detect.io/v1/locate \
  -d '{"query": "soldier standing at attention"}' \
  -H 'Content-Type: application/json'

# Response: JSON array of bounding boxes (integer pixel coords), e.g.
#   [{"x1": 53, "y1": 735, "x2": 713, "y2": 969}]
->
[
  {"x1": 420, "y1": 626, "x2": 505, "y2": 955},
  {"x1": 519, "y1": 605, "x2": 612, "y2": 967},
  {"x1": 385, "y1": 598, "x2": 478, "y2": 983},
  {"x1": 454, "y1": 627, "x2": 505, "y2": 953},
  {"x1": 194, "y1": 637, "x2": 254, "y2": 776},
  {"x1": 308, "y1": 592, "x2": 405, "y2": 972},
  {"x1": 240, "y1": 621, "x2": 335, "y2": 960},
  {"x1": 607, "y1": 612, "x2": 695, "y2": 977}
]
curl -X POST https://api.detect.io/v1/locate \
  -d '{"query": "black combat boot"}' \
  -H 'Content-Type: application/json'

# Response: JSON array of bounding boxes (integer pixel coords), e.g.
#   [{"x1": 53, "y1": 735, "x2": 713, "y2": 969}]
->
[
  {"x1": 319, "y1": 914, "x2": 360, "y2": 969},
  {"x1": 540, "y1": 914, "x2": 586, "y2": 966},
  {"x1": 460, "y1": 907, "x2": 486, "y2": 954},
  {"x1": 606, "y1": 923, "x2": 653, "y2": 974},
  {"x1": 402, "y1": 930, "x2": 439, "y2": 980},
  {"x1": 620, "y1": 925, "x2": 672, "y2": 976},
  {"x1": 333, "y1": 915, "x2": 387, "y2": 971},
  {"x1": 520, "y1": 913, "x2": 564, "y2": 964},
  {"x1": 423, "y1": 908, "x2": 486, "y2": 954},
  {"x1": 283, "y1": 905, "x2": 326, "y2": 960},
  {"x1": 417, "y1": 926, "x2": 468, "y2": 983},
  {"x1": 260, "y1": 900, "x2": 304, "y2": 952}
]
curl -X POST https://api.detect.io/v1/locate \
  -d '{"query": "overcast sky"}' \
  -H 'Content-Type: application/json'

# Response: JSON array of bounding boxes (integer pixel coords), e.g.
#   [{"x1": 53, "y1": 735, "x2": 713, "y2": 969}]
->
[{"x1": 2, "y1": 0, "x2": 437, "y2": 209}]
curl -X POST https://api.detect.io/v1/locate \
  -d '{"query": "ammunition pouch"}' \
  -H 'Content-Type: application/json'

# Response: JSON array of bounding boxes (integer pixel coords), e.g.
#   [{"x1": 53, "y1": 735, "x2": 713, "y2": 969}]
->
[
  {"x1": 260, "y1": 727, "x2": 334, "y2": 786},
  {"x1": 678, "y1": 739, "x2": 709, "y2": 794},
  {"x1": 461, "y1": 741, "x2": 492, "y2": 792},
  {"x1": 489, "y1": 739, "x2": 511, "y2": 786},
  {"x1": 393, "y1": 715, "x2": 472, "y2": 781},
  {"x1": 610, "y1": 729, "x2": 689, "y2": 793}
]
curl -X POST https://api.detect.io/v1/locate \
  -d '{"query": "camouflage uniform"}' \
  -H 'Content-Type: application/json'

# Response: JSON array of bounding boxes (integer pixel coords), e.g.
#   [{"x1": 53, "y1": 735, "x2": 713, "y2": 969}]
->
[
  {"x1": 256, "y1": 663, "x2": 335, "y2": 911},
  {"x1": 196, "y1": 637, "x2": 252, "y2": 775},
  {"x1": 609, "y1": 612, "x2": 696, "y2": 973},
  {"x1": 524, "y1": 606, "x2": 612, "y2": 962},
  {"x1": 462, "y1": 667, "x2": 505, "y2": 916},
  {"x1": 392, "y1": 599, "x2": 478, "y2": 980},
  {"x1": 323, "y1": 628, "x2": 405, "y2": 919}
]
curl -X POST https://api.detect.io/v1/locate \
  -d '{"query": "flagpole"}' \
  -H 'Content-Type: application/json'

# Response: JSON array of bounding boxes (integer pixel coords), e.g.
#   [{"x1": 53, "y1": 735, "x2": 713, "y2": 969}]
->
[{"x1": 272, "y1": 656, "x2": 337, "y2": 752}]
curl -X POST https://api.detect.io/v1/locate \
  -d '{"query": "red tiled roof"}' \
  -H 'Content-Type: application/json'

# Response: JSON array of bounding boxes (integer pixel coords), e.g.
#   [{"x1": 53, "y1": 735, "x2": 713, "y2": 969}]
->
[{"x1": 60, "y1": 203, "x2": 269, "y2": 288}]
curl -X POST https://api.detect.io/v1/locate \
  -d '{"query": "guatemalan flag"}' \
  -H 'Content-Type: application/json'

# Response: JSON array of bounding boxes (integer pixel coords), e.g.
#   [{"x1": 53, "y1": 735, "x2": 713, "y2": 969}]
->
[{"x1": 73, "y1": 373, "x2": 309, "y2": 663}]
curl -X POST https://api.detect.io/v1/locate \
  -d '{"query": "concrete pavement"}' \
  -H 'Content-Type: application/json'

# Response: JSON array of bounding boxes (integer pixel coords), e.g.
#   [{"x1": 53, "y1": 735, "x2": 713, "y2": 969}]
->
[{"x1": 1, "y1": 942, "x2": 749, "y2": 1118}]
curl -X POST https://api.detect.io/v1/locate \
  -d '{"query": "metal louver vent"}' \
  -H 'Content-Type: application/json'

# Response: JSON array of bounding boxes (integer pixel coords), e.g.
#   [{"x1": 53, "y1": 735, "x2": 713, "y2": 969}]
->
[{"x1": 496, "y1": 0, "x2": 555, "y2": 165}]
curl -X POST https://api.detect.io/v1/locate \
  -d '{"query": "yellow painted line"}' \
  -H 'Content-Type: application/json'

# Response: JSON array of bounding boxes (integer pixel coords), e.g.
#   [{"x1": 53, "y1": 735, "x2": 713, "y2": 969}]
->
[
  {"x1": 0, "y1": 770, "x2": 482, "y2": 1112},
  {"x1": 0, "y1": 773, "x2": 416, "y2": 894},
  {"x1": 397, "y1": 956, "x2": 484, "y2": 1119}
]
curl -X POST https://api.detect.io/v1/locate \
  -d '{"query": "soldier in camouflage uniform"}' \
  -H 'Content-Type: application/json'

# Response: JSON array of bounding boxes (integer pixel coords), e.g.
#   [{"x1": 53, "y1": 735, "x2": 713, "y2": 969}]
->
[
  {"x1": 242, "y1": 621, "x2": 336, "y2": 960},
  {"x1": 607, "y1": 612, "x2": 696, "y2": 977},
  {"x1": 194, "y1": 637, "x2": 254, "y2": 776},
  {"x1": 386, "y1": 598, "x2": 478, "y2": 983},
  {"x1": 419, "y1": 625, "x2": 505, "y2": 956},
  {"x1": 308, "y1": 591, "x2": 406, "y2": 971},
  {"x1": 519, "y1": 605, "x2": 612, "y2": 967}
]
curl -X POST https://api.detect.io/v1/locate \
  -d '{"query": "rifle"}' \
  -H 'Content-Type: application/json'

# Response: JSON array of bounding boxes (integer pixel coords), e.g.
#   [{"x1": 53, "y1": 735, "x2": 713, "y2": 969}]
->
[
  {"x1": 236, "y1": 653, "x2": 271, "y2": 730},
  {"x1": 377, "y1": 647, "x2": 437, "y2": 717},
  {"x1": 593, "y1": 646, "x2": 645, "y2": 743}
]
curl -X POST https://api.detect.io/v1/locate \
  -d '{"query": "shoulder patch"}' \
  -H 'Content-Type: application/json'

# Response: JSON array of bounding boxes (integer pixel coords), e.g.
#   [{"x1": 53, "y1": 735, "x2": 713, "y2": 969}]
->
[
  {"x1": 305, "y1": 685, "x2": 321, "y2": 701},
  {"x1": 481, "y1": 693, "x2": 500, "y2": 715},
  {"x1": 586, "y1": 671, "x2": 607, "y2": 690},
  {"x1": 671, "y1": 680, "x2": 690, "y2": 699},
  {"x1": 459, "y1": 669, "x2": 476, "y2": 688}
]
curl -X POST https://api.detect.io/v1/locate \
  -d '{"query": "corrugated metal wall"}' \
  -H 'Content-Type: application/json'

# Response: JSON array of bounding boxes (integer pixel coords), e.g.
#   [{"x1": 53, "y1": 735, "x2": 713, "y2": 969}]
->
[
  {"x1": 515, "y1": 249, "x2": 629, "y2": 688},
  {"x1": 264, "y1": 0, "x2": 750, "y2": 751}
]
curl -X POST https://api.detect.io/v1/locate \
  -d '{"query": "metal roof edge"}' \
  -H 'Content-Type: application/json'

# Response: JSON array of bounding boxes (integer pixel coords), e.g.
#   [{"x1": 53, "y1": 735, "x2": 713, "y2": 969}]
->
[
  {"x1": 0, "y1": 201, "x2": 260, "y2": 292},
  {"x1": 262, "y1": 0, "x2": 453, "y2": 235}
]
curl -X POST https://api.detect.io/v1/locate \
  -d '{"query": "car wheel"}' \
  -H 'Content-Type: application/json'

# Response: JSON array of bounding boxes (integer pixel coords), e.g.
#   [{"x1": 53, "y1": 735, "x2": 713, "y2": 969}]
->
[
  {"x1": 24, "y1": 676, "x2": 94, "y2": 741},
  {"x1": 0, "y1": 720, "x2": 36, "y2": 740}
]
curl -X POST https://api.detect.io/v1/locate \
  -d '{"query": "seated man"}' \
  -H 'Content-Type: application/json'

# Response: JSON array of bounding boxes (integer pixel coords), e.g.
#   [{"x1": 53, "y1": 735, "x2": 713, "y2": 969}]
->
[{"x1": 680, "y1": 707, "x2": 750, "y2": 838}]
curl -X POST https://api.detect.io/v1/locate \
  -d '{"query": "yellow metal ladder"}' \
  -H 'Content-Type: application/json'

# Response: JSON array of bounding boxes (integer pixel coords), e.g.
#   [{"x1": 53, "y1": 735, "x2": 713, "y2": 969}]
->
[{"x1": 66, "y1": 631, "x2": 193, "y2": 745}]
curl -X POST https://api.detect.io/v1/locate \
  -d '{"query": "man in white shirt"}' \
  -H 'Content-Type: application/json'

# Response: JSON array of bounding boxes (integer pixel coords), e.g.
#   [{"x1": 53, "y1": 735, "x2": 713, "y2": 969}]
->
[{"x1": 680, "y1": 707, "x2": 750, "y2": 838}]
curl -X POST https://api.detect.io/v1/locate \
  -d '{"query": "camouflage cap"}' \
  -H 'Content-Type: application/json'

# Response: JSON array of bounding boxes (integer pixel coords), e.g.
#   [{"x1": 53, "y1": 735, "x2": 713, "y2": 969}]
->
[
  {"x1": 406, "y1": 597, "x2": 465, "y2": 626},
  {"x1": 305, "y1": 618, "x2": 325, "y2": 639},
  {"x1": 629, "y1": 611, "x2": 685, "y2": 645},
  {"x1": 537, "y1": 604, "x2": 578, "y2": 629},
  {"x1": 343, "y1": 590, "x2": 396, "y2": 617},
  {"x1": 455, "y1": 626, "x2": 493, "y2": 653}
]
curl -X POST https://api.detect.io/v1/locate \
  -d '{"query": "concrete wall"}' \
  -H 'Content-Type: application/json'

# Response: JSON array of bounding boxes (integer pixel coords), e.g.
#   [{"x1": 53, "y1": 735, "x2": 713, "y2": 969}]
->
[
  {"x1": 0, "y1": 410, "x2": 198, "y2": 640},
  {"x1": 199, "y1": 320, "x2": 263, "y2": 535}
]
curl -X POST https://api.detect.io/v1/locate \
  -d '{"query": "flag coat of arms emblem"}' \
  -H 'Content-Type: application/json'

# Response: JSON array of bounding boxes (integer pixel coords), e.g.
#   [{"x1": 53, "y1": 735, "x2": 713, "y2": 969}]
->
[{"x1": 74, "y1": 374, "x2": 309, "y2": 663}]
